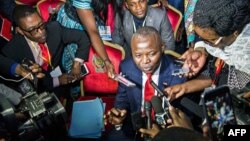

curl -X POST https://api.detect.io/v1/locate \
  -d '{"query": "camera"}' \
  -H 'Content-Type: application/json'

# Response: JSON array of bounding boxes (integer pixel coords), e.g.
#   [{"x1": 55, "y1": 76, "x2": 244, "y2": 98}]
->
[{"x1": 0, "y1": 80, "x2": 67, "y2": 141}]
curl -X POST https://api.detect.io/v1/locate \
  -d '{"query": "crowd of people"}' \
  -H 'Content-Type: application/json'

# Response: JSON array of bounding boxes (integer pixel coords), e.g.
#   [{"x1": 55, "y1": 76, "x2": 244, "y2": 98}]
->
[{"x1": 0, "y1": 0, "x2": 250, "y2": 141}]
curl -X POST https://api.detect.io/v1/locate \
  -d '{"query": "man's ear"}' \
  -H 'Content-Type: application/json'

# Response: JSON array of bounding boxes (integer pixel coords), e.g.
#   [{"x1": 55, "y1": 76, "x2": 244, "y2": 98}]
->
[
  {"x1": 125, "y1": 2, "x2": 129, "y2": 10},
  {"x1": 16, "y1": 27, "x2": 24, "y2": 36},
  {"x1": 161, "y1": 43, "x2": 165, "y2": 52}
]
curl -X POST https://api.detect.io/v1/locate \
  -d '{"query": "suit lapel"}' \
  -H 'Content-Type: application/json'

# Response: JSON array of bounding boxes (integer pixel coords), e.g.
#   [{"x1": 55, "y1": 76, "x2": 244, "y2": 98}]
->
[
  {"x1": 125, "y1": 10, "x2": 135, "y2": 42},
  {"x1": 22, "y1": 37, "x2": 37, "y2": 62},
  {"x1": 158, "y1": 56, "x2": 171, "y2": 90},
  {"x1": 46, "y1": 35, "x2": 54, "y2": 59},
  {"x1": 126, "y1": 60, "x2": 143, "y2": 112},
  {"x1": 145, "y1": 7, "x2": 153, "y2": 27}
]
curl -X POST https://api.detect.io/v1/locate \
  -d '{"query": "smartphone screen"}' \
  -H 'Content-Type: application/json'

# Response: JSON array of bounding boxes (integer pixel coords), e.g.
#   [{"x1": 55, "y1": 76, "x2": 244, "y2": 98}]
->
[{"x1": 202, "y1": 85, "x2": 237, "y2": 141}]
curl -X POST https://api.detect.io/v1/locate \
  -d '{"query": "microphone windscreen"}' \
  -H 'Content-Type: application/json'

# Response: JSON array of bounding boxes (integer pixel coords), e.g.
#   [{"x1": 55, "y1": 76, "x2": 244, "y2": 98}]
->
[
  {"x1": 181, "y1": 97, "x2": 204, "y2": 119},
  {"x1": 151, "y1": 96, "x2": 164, "y2": 114}
]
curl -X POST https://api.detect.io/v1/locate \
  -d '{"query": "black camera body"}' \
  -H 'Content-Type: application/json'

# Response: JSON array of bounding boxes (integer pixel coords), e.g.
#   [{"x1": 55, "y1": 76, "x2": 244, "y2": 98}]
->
[{"x1": 0, "y1": 80, "x2": 67, "y2": 141}]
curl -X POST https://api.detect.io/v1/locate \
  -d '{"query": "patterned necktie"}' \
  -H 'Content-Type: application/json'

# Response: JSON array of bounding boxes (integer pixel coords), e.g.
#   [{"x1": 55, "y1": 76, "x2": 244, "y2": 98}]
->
[
  {"x1": 38, "y1": 43, "x2": 49, "y2": 70},
  {"x1": 144, "y1": 73, "x2": 154, "y2": 102}
]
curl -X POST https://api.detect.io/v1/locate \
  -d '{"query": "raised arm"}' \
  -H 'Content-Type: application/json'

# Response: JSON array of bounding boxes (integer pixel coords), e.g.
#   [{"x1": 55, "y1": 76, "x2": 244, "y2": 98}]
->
[{"x1": 76, "y1": 8, "x2": 115, "y2": 78}]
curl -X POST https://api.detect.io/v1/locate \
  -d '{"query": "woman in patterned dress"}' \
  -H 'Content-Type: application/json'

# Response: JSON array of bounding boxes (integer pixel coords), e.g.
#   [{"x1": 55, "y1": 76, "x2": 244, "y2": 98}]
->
[{"x1": 56, "y1": 0, "x2": 123, "y2": 94}]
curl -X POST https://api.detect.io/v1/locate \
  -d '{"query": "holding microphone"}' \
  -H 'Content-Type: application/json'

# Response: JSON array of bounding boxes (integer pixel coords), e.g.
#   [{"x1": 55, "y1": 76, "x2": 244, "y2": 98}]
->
[
  {"x1": 139, "y1": 105, "x2": 194, "y2": 139},
  {"x1": 151, "y1": 96, "x2": 166, "y2": 127},
  {"x1": 144, "y1": 101, "x2": 152, "y2": 141},
  {"x1": 151, "y1": 96, "x2": 173, "y2": 128},
  {"x1": 150, "y1": 81, "x2": 171, "y2": 108}
]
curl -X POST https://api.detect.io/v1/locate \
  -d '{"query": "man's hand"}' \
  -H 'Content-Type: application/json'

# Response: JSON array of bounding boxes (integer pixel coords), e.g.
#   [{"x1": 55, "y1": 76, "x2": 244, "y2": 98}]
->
[
  {"x1": 180, "y1": 48, "x2": 207, "y2": 78},
  {"x1": 70, "y1": 61, "x2": 82, "y2": 80},
  {"x1": 139, "y1": 124, "x2": 160, "y2": 138},
  {"x1": 180, "y1": 48, "x2": 194, "y2": 61},
  {"x1": 163, "y1": 84, "x2": 186, "y2": 101},
  {"x1": 105, "y1": 108, "x2": 127, "y2": 125},
  {"x1": 167, "y1": 106, "x2": 193, "y2": 130},
  {"x1": 16, "y1": 63, "x2": 45, "y2": 80},
  {"x1": 58, "y1": 73, "x2": 75, "y2": 85},
  {"x1": 105, "y1": 60, "x2": 116, "y2": 79}
]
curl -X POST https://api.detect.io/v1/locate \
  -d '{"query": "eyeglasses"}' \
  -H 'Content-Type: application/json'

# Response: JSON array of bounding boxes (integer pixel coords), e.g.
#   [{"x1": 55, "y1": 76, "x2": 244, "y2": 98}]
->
[
  {"x1": 21, "y1": 22, "x2": 46, "y2": 35},
  {"x1": 214, "y1": 37, "x2": 223, "y2": 45},
  {"x1": 204, "y1": 37, "x2": 223, "y2": 46}
]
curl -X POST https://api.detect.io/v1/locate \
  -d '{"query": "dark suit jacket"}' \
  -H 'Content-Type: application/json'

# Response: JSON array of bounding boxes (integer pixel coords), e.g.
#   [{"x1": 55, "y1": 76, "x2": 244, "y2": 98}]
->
[
  {"x1": 115, "y1": 55, "x2": 186, "y2": 112},
  {"x1": 1, "y1": 21, "x2": 90, "y2": 90},
  {"x1": 113, "y1": 55, "x2": 186, "y2": 136}
]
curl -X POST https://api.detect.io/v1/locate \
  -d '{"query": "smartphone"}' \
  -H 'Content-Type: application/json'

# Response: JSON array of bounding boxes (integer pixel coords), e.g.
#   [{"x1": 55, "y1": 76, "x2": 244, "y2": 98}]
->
[
  {"x1": 80, "y1": 63, "x2": 89, "y2": 77},
  {"x1": 201, "y1": 85, "x2": 237, "y2": 141}
]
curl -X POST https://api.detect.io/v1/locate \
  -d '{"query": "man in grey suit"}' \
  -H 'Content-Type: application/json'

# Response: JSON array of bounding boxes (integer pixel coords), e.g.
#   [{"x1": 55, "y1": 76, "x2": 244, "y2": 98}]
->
[{"x1": 112, "y1": 0, "x2": 175, "y2": 58}]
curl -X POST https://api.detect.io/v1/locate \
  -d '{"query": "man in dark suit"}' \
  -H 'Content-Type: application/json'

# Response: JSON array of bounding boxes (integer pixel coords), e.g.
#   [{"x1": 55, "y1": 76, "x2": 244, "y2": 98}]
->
[
  {"x1": 0, "y1": 54, "x2": 44, "y2": 79},
  {"x1": 1, "y1": 5, "x2": 90, "y2": 94},
  {"x1": 106, "y1": 26, "x2": 186, "y2": 141}
]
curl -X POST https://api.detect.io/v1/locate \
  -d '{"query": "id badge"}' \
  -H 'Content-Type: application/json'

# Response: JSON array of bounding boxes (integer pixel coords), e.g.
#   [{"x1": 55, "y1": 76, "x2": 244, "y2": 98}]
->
[
  {"x1": 50, "y1": 66, "x2": 62, "y2": 77},
  {"x1": 98, "y1": 26, "x2": 112, "y2": 41}
]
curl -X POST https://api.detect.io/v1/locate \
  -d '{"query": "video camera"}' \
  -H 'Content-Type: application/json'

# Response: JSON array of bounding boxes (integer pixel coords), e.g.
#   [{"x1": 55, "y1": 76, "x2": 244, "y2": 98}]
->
[{"x1": 0, "y1": 79, "x2": 67, "y2": 141}]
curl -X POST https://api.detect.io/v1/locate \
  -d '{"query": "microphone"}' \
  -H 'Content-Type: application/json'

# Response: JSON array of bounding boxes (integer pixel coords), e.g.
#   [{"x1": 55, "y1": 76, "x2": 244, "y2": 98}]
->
[
  {"x1": 144, "y1": 101, "x2": 152, "y2": 141},
  {"x1": 151, "y1": 96, "x2": 165, "y2": 126},
  {"x1": 151, "y1": 96, "x2": 171, "y2": 127},
  {"x1": 150, "y1": 81, "x2": 171, "y2": 107},
  {"x1": 180, "y1": 97, "x2": 204, "y2": 119}
]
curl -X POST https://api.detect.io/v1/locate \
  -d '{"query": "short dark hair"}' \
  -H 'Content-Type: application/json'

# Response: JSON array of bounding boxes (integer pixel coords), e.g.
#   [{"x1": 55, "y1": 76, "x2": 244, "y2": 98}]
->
[
  {"x1": 132, "y1": 26, "x2": 163, "y2": 48},
  {"x1": 13, "y1": 5, "x2": 37, "y2": 27},
  {"x1": 193, "y1": 0, "x2": 250, "y2": 36},
  {"x1": 153, "y1": 127, "x2": 208, "y2": 141}
]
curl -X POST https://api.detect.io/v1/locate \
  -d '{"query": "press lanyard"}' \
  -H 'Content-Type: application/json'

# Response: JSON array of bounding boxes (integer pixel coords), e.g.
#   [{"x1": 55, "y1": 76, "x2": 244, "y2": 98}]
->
[
  {"x1": 132, "y1": 16, "x2": 147, "y2": 33},
  {"x1": 212, "y1": 58, "x2": 224, "y2": 87},
  {"x1": 30, "y1": 41, "x2": 53, "y2": 69}
]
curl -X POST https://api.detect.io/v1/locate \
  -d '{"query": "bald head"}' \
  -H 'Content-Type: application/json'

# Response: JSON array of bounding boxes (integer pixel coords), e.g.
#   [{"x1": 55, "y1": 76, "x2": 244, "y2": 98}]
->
[{"x1": 131, "y1": 26, "x2": 163, "y2": 49}]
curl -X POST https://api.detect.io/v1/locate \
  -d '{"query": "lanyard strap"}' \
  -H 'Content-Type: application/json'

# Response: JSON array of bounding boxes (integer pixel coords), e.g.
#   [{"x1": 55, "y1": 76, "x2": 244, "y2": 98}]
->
[
  {"x1": 30, "y1": 41, "x2": 53, "y2": 69},
  {"x1": 132, "y1": 16, "x2": 147, "y2": 33},
  {"x1": 212, "y1": 58, "x2": 224, "y2": 86}
]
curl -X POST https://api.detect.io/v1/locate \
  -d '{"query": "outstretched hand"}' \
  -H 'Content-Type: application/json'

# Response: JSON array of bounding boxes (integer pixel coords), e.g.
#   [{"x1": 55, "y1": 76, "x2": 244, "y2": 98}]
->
[
  {"x1": 180, "y1": 48, "x2": 207, "y2": 78},
  {"x1": 164, "y1": 84, "x2": 186, "y2": 101},
  {"x1": 167, "y1": 106, "x2": 193, "y2": 130},
  {"x1": 139, "y1": 124, "x2": 160, "y2": 138}
]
